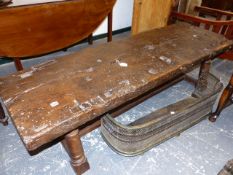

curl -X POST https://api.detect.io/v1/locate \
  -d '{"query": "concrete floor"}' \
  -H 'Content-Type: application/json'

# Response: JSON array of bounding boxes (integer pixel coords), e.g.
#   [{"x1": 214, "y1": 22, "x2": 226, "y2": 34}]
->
[{"x1": 0, "y1": 32, "x2": 233, "y2": 175}]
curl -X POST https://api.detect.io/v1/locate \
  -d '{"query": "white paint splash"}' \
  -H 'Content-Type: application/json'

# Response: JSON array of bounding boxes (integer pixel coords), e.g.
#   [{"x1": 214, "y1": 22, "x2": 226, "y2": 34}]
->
[
  {"x1": 85, "y1": 77, "x2": 92, "y2": 82},
  {"x1": 33, "y1": 124, "x2": 48, "y2": 133},
  {"x1": 33, "y1": 60, "x2": 56, "y2": 69},
  {"x1": 193, "y1": 34, "x2": 198, "y2": 38},
  {"x1": 159, "y1": 56, "x2": 172, "y2": 64},
  {"x1": 148, "y1": 68, "x2": 158, "y2": 75},
  {"x1": 4, "y1": 98, "x2": 12, "y2": 105},
  {"x1": 104, "y1": 89, "x2": 113, "y2": 98},
  {"x1": 119, "y1": 80, "x2": 130, "y2": 85},
  {"x1": 24, "y1": 84, "x2": 43, "y2": 93},
  {"x1": 17, "y1": 126, "x2": 25, "y2": 131},
  {"x1": 85, "y1": 67, "x2": 94, "y2": 73},
  {"x1": 170, "y1": 111, "x2": 175, "y2": 115},
  {"x1": 97, "y1": 59, "x2": 102, "y2": 63},
  {"x1": 116, "y1": 60, "x2": 128, "y2": 67},
  {"x1": 90, "y1": 96, "x2": 106, "y2": 106},
  {"x1": 19, "y1": 70, "x2": 34, "y2": 79},
  {"x1": 50, "y1": 101, "x2": 59, "y2": 107},
  {"x1": 73, "y1": 99, "x2": 80, "y2": 105},
  {"x1": 144, "y1": 44, "x2": 155, "y2": 50}
]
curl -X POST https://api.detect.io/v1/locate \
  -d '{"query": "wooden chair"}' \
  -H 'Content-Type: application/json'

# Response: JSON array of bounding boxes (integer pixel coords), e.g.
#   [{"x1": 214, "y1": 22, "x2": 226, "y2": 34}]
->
[
  {"x1": 170, "y1": 6, "x2": 233, "y2": 122},
  {"x1": 0, "y1": 0, "x2": 115, "y2": 71}
]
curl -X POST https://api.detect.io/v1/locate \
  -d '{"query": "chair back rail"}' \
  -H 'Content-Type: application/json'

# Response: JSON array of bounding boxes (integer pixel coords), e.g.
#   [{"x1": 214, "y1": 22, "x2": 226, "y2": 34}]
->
[
  {"x1": 195, "y1": 6, "x2": 233, "y2": 20},
  {"x1": 0, "y1": 0, "x2": 116, "y2": 58},
  {"x1": 170, "y1": 12, "x2": 233, "y2": 40}
]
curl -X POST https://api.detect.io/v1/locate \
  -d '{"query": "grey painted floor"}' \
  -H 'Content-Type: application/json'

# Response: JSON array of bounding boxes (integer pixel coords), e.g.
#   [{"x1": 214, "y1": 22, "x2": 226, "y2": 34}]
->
[{"x1": 0, "y1": 33, "x2": 233, "y2": 175}]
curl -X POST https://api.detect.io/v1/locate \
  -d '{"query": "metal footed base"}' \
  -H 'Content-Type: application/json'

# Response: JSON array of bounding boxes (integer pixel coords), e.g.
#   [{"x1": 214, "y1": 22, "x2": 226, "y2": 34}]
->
[{"x1": 101, "y1": 73, "x2": 223, "y2": 156}]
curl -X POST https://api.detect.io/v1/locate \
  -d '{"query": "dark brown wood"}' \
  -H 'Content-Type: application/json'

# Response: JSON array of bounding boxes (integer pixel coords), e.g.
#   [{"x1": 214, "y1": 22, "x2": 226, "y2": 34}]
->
[
  {"x1": 13, "y1": 58, "x2": 23, "y2": 71},
  {"x1": 79, "y1": 74, "x2": 200, "y2": 137},
  {"x1": 0, "y1": 0, "x2": 12, "y2": 8},
  {"x1": 86, "y1": 10, "x2": 113, "y2": 45},
  {"x1": 0, "y1": 0, "x2": 116, "y2": 58},
  {"x1": 0, "y1": 97, "x2": 9, "y2": 126},
  {"x1": 201, "y1": 0, "x2": 233, "y2": 12},
  {"x1": 171, "y1": 7, "x2": 233, "y2": 120},
  {"x1": 107, "y1": 11, "x2": 113, "y2": 42},
  {"x1": 0, "y1": 101, "x2": 8, "y2": 126},
  {"x1": 0, "y1": 23, "x2": 232, "y2": 151},
  {"x1": 79, "y1": 75, "x2": 186, "y2": 136},
  {"x1": 82, "y1": 10, "x2": 113, "y2": 46},
  {"x1": 195, "y1": 6, "x2": 233, "y2": 18},
  {"x1": 210, "y1": 74, "x2": 233, "y2": 122},
  {"x1": 196, "y1": 60, "x2": 211, "y2": 91},
  {"x1": 170, "y1": 11, "x2": 233, "y2": 38},
  {"x1": 62, "y1": 129, "x2": 90, "y2": 175},
  {"x1": 87, "y1": 34, "x2": 93, "y2": 45}
]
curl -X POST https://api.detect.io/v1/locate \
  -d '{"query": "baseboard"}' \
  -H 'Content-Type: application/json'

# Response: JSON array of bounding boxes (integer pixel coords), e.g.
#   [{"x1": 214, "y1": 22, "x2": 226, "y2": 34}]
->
[{"x1": 92, "y1": 27, "x2": 131, "y2": 41}]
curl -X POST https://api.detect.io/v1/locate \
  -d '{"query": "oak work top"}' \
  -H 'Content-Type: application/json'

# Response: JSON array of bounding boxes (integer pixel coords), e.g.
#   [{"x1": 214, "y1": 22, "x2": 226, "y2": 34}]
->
[{"x1": 0, "y1": 23, "x2": 232, "y2": 151}]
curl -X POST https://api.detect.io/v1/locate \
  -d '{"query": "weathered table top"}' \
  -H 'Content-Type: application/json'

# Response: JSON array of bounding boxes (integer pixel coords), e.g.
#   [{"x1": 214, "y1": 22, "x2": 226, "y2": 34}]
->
[{"x1": 0, "y1": 23, "x2": 232, "y2": 151}]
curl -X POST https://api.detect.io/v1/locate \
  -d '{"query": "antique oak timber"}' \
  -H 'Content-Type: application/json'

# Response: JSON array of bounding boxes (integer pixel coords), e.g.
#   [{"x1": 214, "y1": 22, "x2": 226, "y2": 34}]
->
[
  {"x1": 0, "y1": 0, "x2": 115, "y2": 71},
  {"x1": 0, "y1": 23, "x2": 232, "y2": 174}
]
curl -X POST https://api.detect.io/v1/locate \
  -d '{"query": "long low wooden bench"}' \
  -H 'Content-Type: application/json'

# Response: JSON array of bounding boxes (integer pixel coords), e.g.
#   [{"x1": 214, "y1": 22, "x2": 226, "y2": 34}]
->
[{"x1": 0, "y1": 23, "x2": 232, "y2": 174}]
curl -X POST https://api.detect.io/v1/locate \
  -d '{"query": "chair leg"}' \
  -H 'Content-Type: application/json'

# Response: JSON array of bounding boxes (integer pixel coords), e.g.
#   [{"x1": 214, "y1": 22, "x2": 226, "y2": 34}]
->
[
  {"x1": 13, "y1": 58, "x2": 23, "y2": 71},
  {"x1": 62, "y1": 129, "x2": 90, "y2": 175},
  {"x1": 88, "y1": 34, "x2": 93, "y2": 45},
  {"x1": 107, "y1": 10, "x2": 113, "y2": 42},
  {"x1": 209, "y1": 74, "x2": 233, "y2": 122}
]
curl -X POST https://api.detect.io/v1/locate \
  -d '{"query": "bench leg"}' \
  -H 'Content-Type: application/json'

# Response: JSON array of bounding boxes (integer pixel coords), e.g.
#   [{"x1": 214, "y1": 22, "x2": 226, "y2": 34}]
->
[
  {"x1": 209, "y1": 73, "x2": 233, "y2": 122},
  {"x1": 62, "y1": 129, "x2": 90, "y2": 175},
  {"x1": 0, "y1": 98, "x2": 8, "y2": 126},
  {"x1": 195, "y1": 60, "x2": 211, "y2": 91}
]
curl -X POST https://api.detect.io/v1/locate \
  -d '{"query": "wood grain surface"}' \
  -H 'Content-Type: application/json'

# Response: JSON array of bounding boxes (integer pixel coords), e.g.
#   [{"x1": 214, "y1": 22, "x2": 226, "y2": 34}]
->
[
  {"x1": 0, "y1": 23, "x2": 232, "y2": 151},
  {"x1": 0, "y1": 0, "x2": 116, "y2": 57}
]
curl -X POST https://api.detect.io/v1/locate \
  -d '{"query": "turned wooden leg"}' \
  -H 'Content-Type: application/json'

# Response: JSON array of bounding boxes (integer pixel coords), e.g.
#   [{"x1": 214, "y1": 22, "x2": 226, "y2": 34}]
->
[
  {"x1": 107, "y1": 11, "x2": 113, "y2": 42},
  {"x1": 88, "y1": 34, "x2": 93, "y2": 45},
  {"x1": 209, "y1": 74, "x2": 233, "y2": 122},
  {"x1": 0, "y1": 99, "x2": 8, "y2": 126},
  {"x1": 62, "y1": 129, "x2": 90, "y2": 175},
  {"x1": 218, "y1": 159, "x2": 233, "y2": 175},
  {"x1": 195, "y1": 60, "x2": 211, "y2": 91},
  {"x1": 13, "y1": 58, "x2": 23, "y2": 71}
]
